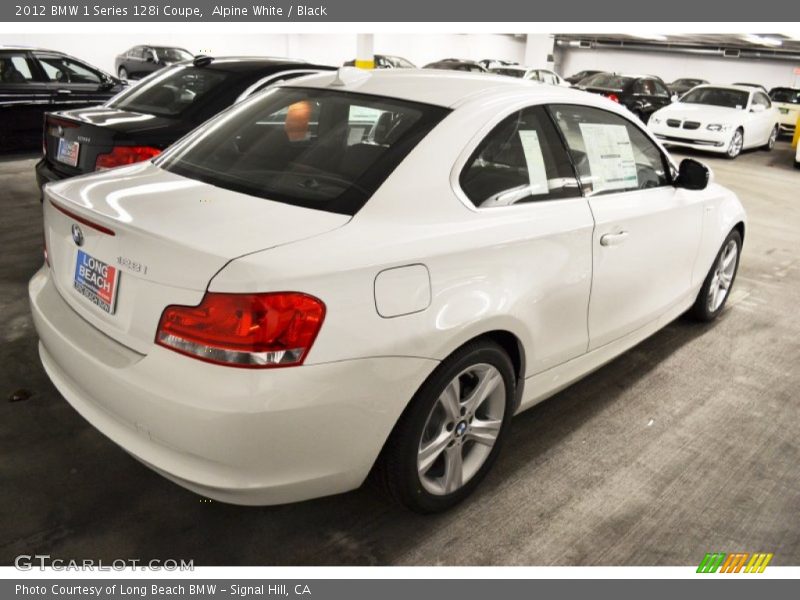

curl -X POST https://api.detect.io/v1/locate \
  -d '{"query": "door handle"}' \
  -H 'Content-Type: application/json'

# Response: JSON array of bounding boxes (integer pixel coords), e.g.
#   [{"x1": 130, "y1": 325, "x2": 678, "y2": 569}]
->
[{"x1": 600, "y1": 231, "x2": 629, "y2": 246}]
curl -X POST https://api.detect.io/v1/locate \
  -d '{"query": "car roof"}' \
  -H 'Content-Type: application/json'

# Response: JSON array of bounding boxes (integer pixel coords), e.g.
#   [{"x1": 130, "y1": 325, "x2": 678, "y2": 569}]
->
[
  {"x1": 0, "y1": 45, "x2": 65, "y2": 54},
  {"x1": 284, "y1": 68, "x2": 607, "y2": 109},
  {"x1": 693, "y1": 84, "x2": 755, "y2": 93},
  {"x1": 175, "y1": 56, "x2": 326, "y2": 73}
]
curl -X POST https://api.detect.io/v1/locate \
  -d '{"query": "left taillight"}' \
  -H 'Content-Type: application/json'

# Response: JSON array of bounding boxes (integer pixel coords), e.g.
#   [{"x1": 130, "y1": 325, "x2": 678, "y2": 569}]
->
[
  {"x1": 95, "y1": 146, "x2": 161, "y2": 171},
  {"x1": 155, "y1": 292, "x2": 326, "y2": 368}
]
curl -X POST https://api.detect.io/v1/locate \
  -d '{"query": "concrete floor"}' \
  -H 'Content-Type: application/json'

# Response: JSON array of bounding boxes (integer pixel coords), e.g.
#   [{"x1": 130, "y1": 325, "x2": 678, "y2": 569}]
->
[{"x1": 1, "y1": 142, "x2": 799, "y2": 566}]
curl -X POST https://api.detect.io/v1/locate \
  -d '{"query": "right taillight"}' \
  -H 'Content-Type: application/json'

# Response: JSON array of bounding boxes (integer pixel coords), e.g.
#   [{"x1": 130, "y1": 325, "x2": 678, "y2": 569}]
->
[
  {"x1": 95, "y1": 146, "x2": 161, "y2": 171},
  {"x1": 607, "y1": 93, "x2": 620, "y2": 103},
  {"x1": 155, "y1": 292, "x2": 326, "y2": 368}
]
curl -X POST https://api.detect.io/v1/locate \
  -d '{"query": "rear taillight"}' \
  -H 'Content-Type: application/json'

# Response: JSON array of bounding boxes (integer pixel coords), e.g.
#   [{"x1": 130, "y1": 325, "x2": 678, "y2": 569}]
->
[
  {"x1": 607, "y1": 93, "x2": 620, "y2": 103},
  {"x1": 156, "y1": 292, "x2": 326, "y2": 368},
  {"x1": 95, "y1": 146, "x2": 161, "y2": 171}
]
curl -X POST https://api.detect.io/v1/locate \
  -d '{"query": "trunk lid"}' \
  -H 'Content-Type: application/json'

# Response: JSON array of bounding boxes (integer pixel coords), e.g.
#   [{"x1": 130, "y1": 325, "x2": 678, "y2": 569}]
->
[
  {"x1": 44, "y1": 107, "x2": 180, "y2": 177},
  {"x1": 44, "y1": 162, "x2": 350, "y2": 353}
]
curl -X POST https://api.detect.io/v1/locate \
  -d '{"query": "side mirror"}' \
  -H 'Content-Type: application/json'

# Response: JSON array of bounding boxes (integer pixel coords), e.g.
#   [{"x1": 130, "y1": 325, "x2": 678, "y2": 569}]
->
[{"x1": 676, "y1": 158, "x2": 710, "y2": 190}]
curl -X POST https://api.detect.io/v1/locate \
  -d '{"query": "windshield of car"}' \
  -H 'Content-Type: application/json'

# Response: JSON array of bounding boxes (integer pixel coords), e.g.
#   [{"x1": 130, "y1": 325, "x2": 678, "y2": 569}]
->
[
  {"x1": 580, "y1": 73, "x2": 633, "y2": 89},
  {"x1": 157, "y1": 87, "x2": 450, "y2": 215},
  {"x1": 490, "y1": 68, "x2": 525, "y2": 78},
  {"x1": 770, "y1": 88, "x2": 800, "y2": 104},
  {"x1": 680, "y1": 87, "x2": 749, "y2": 109},
  {"x1": 153, "y1": 47, "x2": 193, "y2": 62},
  {"x1": 106, "y1": 65, "x2": 231, "y2": 117}
]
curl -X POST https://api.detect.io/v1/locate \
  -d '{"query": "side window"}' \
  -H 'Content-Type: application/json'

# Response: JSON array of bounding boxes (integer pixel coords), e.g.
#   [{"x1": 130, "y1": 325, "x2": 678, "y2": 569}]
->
[
  {"x1": 0, "y1": 54, "x2": 37, "y2": 84},
  {"x1": 459, "y1": 105, "x2": 580, "y2": 208},
  {"x1": 753, "y1": 92, "x2": 771, "y2": 108},
  {"x1": 541, "y1": 71, "x2": 556, "y2": 85},
  {"x1": 38, "y1": 56, "x2": 102, "y2": 84},
  {"x1": 634, "y1": 79, "x2": 657, "y2": 96},
  {"x1": 548, "y1": 104, "x2": 670, "y2": 196},
  {"x1": 528, "y1": 71, "x2": 542, "y2": 82}
]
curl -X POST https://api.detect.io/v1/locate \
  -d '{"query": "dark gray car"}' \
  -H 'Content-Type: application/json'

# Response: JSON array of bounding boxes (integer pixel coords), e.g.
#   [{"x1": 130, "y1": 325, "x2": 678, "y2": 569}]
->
[{"x1": 114, "y1": 45, "x2": 193, "y2": 80}]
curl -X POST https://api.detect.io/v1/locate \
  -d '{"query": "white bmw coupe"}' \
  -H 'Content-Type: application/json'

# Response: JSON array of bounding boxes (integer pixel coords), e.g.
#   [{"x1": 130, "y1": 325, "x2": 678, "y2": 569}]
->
[
  {"x1": 648, "y1": 84, "x2": 779, "y2": 159},
  {"x1": 31, "y1": 69, "x2": 746, "y2": 512}
]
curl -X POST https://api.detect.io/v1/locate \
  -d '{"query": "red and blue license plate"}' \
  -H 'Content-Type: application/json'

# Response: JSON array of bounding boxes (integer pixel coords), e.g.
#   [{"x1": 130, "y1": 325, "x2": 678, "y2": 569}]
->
[{"x1": 73, "y1": 250, "x2": 120, "y2": 314}]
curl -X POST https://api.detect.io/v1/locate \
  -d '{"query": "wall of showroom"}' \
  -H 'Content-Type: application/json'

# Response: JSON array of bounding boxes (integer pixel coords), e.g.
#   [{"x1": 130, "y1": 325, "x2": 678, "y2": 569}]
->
[
  {"x1": 1, "y1": 32, "x2": 529, "y2": 72},
  {"x1": 559, "y1": 46, "x2": 800, "y2": 89}
]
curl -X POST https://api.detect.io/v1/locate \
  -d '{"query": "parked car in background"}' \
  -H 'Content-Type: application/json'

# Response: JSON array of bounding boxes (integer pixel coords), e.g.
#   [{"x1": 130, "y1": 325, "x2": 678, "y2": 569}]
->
[
  {"x1": 768, "y1": 87, "x2": 800, "y2": 137},
  {"x1": 35, "y1": 56, "x2": 333, "y2": 187},
  {"x1": 732, "y1": 82, "x2": 768, "y2": 94},
  {"x1": 648, "y1": 85, "x2": 779, "y2": 159},
  {"x1": 478, "y1": 59, "x2": 518, "y2": 70},
  {"x1": 114, "y1": 45, "x2": 193, "y2": 80},
  {"x1": 667, "y1": 78, "x2": 709, "y2": 97},
  {"x1": 32, "y1": 70, "x2": 747, "y2": 513},
  {"x1": 1, "y1": 46, "x2": 126, "y2": 152},
  {"x1": 423, "y1": 59, "x2": 487, "y2": 72},
  {"x1": 488, "y1": 66, "x2": 570, "y2": 86},
  {"x1": 564, "y1": 69, "x2": 603, "y2": 85},
  {"x1": 576, "y1": 73, "x2": 672, "y2": 123},
  {"x1": 343, "y1": 55, "x2": 415, "y2": 69}
]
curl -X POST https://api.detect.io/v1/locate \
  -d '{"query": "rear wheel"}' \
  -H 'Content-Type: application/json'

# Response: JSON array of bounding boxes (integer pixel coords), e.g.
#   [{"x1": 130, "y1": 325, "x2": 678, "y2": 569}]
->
[
  {"x1": 763, "y1": 125, "x2": 778, "y2": 151},
  {"x1": 377, "y1": 340, "x2": 515, "y2": 513},
  {"x1": 726, "y1": 128, "x2": 743, "y2": 159},
  {"x1": 689, "y1": 229, "x2": 742, "y2": 322},
  {"x1": 118, "y1": 67, "x2": 128, "y2": 79}
]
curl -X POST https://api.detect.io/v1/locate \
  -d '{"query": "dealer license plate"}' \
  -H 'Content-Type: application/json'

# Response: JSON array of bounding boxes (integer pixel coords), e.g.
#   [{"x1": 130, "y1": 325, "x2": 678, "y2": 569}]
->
[
  {"x1": 779, "y1": 108, "x2": 789, "y2": 114},
  {"x1": 73, "y1": 250, "x2": 120, "y2": 314},
  {"x1": 56, "y1": 138, "x2": 80, "y2": 167}
]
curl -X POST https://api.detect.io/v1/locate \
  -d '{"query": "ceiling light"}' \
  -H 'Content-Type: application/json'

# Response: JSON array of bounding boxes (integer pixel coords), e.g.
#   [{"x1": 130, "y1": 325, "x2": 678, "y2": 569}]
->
[
  {"x1": 629, "y1": 34, "x2": 668, "y2": 42},
  {"x1": 741, "y1": 34, "x2": 783, "y2": 47}
]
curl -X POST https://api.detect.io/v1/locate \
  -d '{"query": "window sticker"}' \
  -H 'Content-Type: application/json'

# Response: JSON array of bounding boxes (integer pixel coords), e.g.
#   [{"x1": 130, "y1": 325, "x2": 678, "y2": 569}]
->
[
  {"x1": 518, "y1": 129, "x2": 549, "y2": 195},
  {"x1": 578, "y1": 123, "x2": 638, "y2": 193}
]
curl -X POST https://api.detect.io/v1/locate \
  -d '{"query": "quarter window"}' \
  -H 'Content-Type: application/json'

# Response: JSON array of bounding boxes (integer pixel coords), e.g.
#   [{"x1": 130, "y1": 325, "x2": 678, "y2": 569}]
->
[
  {"x1": 548, "y1": 104, "x2": 670, "y2": 196},
  {"x1": 459, "y1": 105, "x2": 580, "y2": 208}
]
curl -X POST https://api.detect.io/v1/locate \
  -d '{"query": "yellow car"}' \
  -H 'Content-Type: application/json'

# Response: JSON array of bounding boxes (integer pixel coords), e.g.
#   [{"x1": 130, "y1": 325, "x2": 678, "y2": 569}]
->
[{"x1": 769, "y1": 87, "x2": 800, "y2": 137}]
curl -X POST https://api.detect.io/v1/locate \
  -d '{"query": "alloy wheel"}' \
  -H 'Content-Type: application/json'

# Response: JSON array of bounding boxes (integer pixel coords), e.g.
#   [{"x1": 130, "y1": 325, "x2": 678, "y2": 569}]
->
[
  {"x1": 707, "y1": 239, "x2": 738, "y2": 312},
  {"x1": 727, "y1": 130, "x2": 743, "y2": 158},
  {"x1": 417, "y1": 363, "x2": 506, "y2": 496},
  {"x1": 768, "y1": 127, "x2": 777, "y2": 150}
]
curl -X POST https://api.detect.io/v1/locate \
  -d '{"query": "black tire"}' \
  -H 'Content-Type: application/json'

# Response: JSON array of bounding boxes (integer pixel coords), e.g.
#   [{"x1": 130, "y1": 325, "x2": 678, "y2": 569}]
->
[
  {"x1": 762, "y1": 125, "x2": 778, "y2": 151},
  {"x1": 376, "y1": 339, "x2": 516, "y2": 513},
  {"x1": 118, "y1": 67, "x2": 128, "y2": 79},
  {"x1": 689, "y1": 229, "x2": 742, "y2": 322},
  {"x1": 795, "y1": 159, "x2": 800, "y2": 170}
]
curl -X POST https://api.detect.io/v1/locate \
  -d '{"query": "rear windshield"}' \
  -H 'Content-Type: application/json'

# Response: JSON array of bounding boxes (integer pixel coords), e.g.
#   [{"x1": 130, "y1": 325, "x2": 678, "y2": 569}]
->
[
  {"x1": 681, "y1": 87, "x2": 749, "y2": 109},
  {"x1": 770, "y1": 88, "x2": 800, "y2": 104},
  {"x1": 490, "y1": 68, "x2": 525, "y2": 78},
  {"x1": 107, "y1": 65, "x2": 231, "y2": 117},
  {"x1": 156, "y1": 87, "x2": 450, "y2": 215},
  {"x1": 580, "y1": 73, "x2": 633, "y2": 90}
]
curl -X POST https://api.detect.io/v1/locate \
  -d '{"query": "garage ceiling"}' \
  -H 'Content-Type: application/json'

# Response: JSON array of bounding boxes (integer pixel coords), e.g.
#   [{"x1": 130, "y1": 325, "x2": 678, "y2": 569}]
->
[{"x1": 554, "y1": 34, "x2": 800, "y2": 61}]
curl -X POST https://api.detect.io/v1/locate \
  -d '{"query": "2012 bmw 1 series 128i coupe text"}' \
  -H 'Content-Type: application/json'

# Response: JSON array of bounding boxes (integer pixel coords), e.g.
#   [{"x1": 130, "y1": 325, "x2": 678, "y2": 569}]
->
[{"x1": 30, "y1": 69, "x2": 746, "y2": 513}]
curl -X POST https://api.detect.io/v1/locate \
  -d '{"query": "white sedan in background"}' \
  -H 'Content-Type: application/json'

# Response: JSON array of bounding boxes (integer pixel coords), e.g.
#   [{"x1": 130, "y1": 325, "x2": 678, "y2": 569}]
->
[
  {"x1": 488, "y1": 65, "x2": 570, "y2": 86},
  {"x1": 648, "y1": 85, "x2": 779, "y2": 159},
  {"x1": 31, "y1": 69, "x2": 745, "y2": 513}
]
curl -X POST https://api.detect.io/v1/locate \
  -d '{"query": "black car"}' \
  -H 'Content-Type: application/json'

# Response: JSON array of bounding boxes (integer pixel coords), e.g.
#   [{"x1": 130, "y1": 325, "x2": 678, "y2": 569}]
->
[
  {"x1": 342, "y1": 55, "x2": 415, "y2": 69},
  {"x1": 576, "y1": 73, "x2": 672, "y2": 123},
  {"x1": 35, "y1": 56, "x2": 333, "y2": 188},
  {"x1": 667, "y1": 78, "x2": 708, "y2": 97},
  {"x1": 423, "y1": 59, "x2": 487, "y2": 73},
  {"x1": 565, "y1": 69, "x2": 604, "y2": 85},
  {"x1": 114, "y1": 45, "x2": 194, "y2": 80},
  {"x1": 0, "y1": 46, "x2": 126, "y2": 152},
  {"x1": 477, "y1": 59, "x2": 518, "y2": 70}
]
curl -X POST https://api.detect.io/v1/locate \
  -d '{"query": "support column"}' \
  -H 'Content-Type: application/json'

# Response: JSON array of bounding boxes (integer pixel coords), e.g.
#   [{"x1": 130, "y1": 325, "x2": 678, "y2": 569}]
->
[
  {"x1": 355, "y1": 33, "x2": 375, "y2": 69},
  {"x1": 523, "y1": 34, "x2": 555, "y2": 69}
]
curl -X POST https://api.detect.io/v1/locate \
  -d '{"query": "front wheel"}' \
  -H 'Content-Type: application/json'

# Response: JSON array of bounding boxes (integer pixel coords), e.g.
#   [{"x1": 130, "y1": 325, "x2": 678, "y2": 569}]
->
[
  {"x1": 118, "y1": 67, "x2": 128, "y2": 80},
  {"x1": 689, "y1": 229, "x2": 742, "y2": 322},
  {"x1": 763, "y1": 125, "x2": 778, "y2": 151},
  {"x1": 725, "y1": 128, "x2": 743, "y2": 159},
  {"x1": 376, "y1": 340, "x2": 515, "y2": 513}
]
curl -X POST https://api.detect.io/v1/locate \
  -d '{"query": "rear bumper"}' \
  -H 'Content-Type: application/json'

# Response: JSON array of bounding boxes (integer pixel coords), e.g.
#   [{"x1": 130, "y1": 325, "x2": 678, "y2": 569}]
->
[
  {"x1": 35, "y1": 158, "x2": 71, "y2": 193},
  {"x1": 30, "y1": 266, "x2": 438, "y2": 505}
]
